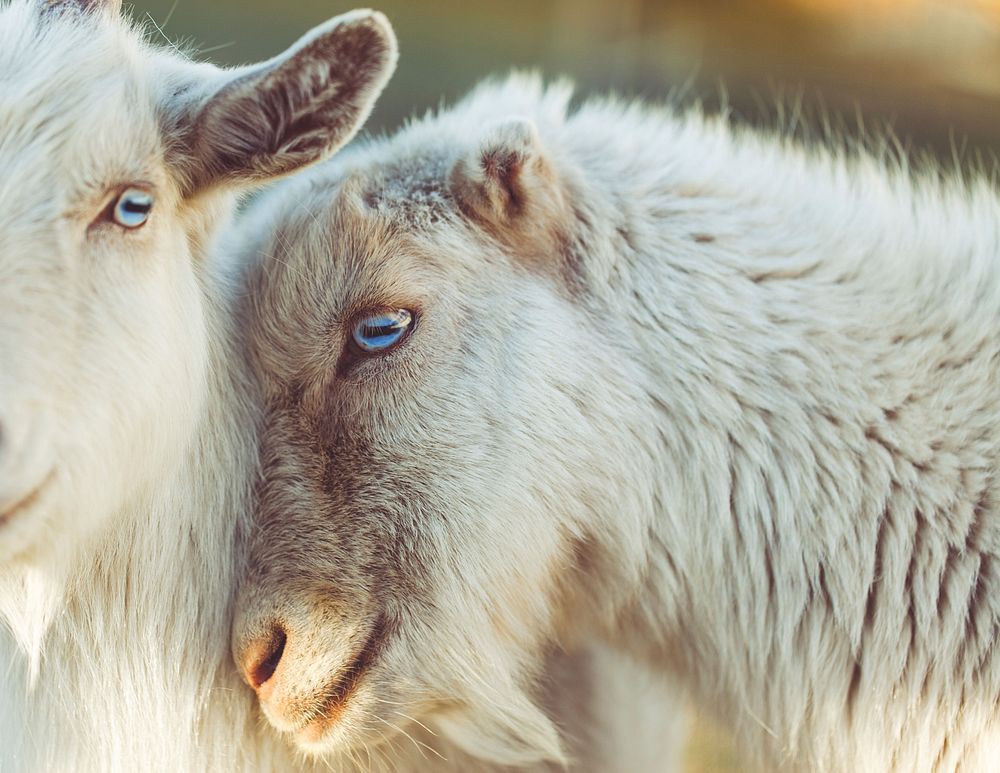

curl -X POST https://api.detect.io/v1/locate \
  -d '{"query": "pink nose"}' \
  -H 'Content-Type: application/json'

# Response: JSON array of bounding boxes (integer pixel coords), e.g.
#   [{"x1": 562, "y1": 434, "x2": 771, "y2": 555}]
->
[{"x1": 239, "y1": 623, "x2": 288, "y2": 693}]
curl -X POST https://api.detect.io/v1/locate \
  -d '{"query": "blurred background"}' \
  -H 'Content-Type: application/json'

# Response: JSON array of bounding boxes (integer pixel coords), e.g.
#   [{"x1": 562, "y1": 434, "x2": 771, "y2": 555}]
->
[
  {"x1": 136, "y1": 0, "x2": 1000, "y2": 159},
  {"x1": 132, "y1": 0, "x2": 1000, "y2": 769}
]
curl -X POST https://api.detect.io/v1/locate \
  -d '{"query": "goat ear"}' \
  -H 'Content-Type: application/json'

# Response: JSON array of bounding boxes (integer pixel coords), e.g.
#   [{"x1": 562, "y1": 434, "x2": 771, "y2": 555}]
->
[
  {"x1": 450, "y1": 117, "x2": 574, "y2": 272},
  {"x1": 450, "y1": 118, "x2": 560, "y2": 226},
  {"x1": 450, "y1": 116, "x2": 572, "y2": 255},
  {"x1": 171, "y1": 10, "x2": 397, "y2": 194}
]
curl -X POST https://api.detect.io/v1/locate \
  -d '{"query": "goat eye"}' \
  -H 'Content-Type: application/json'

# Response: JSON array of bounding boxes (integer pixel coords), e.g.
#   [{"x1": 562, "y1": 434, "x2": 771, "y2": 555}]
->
[
  {"x1": 112, "y1": 189, "x2": 154, "y2": 229},
  {"x1": 352, "y1": 309, "x2": 413, "y2": 353}
]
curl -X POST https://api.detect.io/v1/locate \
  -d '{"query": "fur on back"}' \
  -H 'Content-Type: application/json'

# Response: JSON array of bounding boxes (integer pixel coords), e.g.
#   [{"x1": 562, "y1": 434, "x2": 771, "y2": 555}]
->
[{"x1": 235, "y1": 72, "x2": 1000, "y2": 772}]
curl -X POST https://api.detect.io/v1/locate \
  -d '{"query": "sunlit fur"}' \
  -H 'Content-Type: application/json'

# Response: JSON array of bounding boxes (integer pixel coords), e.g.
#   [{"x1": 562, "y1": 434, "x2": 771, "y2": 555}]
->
[
  {"x1": 0, "y1": 1, "x2": 399, "y2": 769},
  {"x1": 0, "y1": 4, "x2": 680, "y2": 770},
  {"x1": 236, "y1": 72, "x2": 1000, "y2": 772}
]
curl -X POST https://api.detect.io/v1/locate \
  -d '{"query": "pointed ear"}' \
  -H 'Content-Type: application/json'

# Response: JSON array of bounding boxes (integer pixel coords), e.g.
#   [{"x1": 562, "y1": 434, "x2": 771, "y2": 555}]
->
[
  {"x1": 450, "y1": 118, "x2": 558, "y2": 225},
  {"x1": 168, "y1": 10, "x2": 397, "y2": 195},
  {"x1": 450, "y1": 117, "x2": 575, "y2": 273}
]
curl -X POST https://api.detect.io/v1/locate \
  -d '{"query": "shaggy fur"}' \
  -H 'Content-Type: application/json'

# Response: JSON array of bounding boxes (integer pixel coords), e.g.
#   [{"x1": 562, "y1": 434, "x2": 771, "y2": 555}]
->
[
  {"x1": 0, "y1": 1, "x2": 397, "y2": 769},
  {"x1": 0, "y1": 4, "x2": 680, "y2": 770},
  {"x1": 235, "y1": 73, "x2": 1000, "y2": 772}
]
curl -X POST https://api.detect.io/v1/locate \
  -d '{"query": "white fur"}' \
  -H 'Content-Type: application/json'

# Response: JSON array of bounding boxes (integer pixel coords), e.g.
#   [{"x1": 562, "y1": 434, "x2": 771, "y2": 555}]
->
[
  {"x1": 475, "y1": 77, "x2": 1000, "y2": 771},
  {"x1": 0, "y1": 4, "x2": 682, "y2": 770},
  {"x1": 235, "y1": 73, "x2": 1000, "y2": 772},
  {"x1": 0, "y1": 2, "x2": 393, "y2": 769}
]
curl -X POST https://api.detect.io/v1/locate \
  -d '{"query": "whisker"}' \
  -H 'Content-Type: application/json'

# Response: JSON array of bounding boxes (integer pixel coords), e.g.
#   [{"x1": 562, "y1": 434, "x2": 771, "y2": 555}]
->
[
  {"x1": 197, "y1": 41, "x2": 238, "y2": 56},
  {"x1": 373, "y1": 714, "x2": 446, "y2": 762},
  {"x1": 159, "y1": 0, "x2": 180, "y2": 29}
]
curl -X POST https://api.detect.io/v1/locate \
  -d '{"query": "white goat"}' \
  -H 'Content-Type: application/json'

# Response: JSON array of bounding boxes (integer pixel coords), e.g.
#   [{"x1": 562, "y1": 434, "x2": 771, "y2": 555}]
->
[
  {"x1": 233, "y1": 73, "x2": 1000, "y2": 772},
  {"x1": 0, "y1": 1, "x2": 397, "y2": 769},
  {"x1": 0, "y1": 4, "x2": 682, "y2": 770}
]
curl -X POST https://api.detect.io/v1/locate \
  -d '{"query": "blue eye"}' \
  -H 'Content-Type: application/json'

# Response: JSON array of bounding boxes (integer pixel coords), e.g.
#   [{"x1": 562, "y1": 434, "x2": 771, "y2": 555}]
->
[
  {"x1": 112, "y1": 188, "x2": 154, "y2": 229},
  {"x1": 352, "y1": 309, "x2": 414, "y2": 353}
]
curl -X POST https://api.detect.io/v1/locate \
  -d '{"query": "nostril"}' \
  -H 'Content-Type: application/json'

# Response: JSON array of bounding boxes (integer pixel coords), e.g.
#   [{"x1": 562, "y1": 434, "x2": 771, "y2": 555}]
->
[{"x1": 243, "y1": 625, "x2": 287, "y2": 690}]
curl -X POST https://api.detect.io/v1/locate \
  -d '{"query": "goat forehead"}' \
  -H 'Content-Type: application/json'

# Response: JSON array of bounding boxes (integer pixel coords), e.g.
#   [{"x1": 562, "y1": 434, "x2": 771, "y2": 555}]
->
[
  {"x1": 0, "y1": 0, "x2": 135, "y2": 77},
  {"x1": 0, "y1": 30, "x2": 157, "y2": 226},
  {"x1": 357, "y1": 153, "x2": 454, "y2": 227},
  {"x1": 0, "y1": 94, "x2": 156, "y2": 231},
  {"x1": 0, "y1": 2, "x2": 148, "y2": 155}
]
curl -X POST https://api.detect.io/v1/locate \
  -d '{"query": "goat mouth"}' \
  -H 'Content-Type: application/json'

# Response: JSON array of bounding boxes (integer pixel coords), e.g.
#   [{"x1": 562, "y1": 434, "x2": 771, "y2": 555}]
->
[
  {"x1": 0, "y1": 471, "x2": 55, "y2": 527},
  {"x1": 298, "y1": 615, "x2": 391, "y2": 740}
]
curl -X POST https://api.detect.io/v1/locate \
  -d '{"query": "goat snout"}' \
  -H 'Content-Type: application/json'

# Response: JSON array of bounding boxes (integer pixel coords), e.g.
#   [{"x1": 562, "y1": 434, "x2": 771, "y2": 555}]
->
[
  {"x1": 234, "y1": 608, "x2": 388, "y2": 743},
  {"x1": 238, "y1": 622, "x2": 288, "y2": 696},
  {"x1": 235, "y1": 617, "x2": 310, "y2": 734}
]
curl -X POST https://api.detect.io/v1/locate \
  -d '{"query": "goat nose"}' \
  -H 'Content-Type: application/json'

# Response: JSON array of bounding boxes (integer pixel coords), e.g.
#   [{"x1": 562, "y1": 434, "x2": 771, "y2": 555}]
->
[{"x1": 239, "y1": 623, "x2": 288, "y2": 693}]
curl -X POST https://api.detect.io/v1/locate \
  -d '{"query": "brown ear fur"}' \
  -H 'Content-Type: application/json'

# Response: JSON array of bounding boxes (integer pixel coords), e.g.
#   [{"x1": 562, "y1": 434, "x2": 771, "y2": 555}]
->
[
  {"x1": 43, "y1": 0, "x2": 121, "y2": 15},
  {"x1": 451, "y1": 118, "x2": 572, "y2": 261},
  {"x1": 177, "y1": 11, "x2": 398, "y2": 194}
]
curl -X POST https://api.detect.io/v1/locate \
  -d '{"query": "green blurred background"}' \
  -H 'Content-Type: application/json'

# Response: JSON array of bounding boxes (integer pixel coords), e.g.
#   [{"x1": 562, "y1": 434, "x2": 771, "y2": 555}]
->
[
  {"x1": 130, "y1": 0, "x2": 1000, "y2": 769},
  {"x1": 135, "y1": 0, "x2": 1000, "y2": 158}
]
